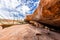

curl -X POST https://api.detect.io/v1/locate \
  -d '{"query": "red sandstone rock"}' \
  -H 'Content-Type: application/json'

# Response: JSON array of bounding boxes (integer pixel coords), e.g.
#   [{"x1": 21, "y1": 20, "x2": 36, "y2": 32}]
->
[{"x1": 25, "y1": 0, "x2": 60, "y2": 27}]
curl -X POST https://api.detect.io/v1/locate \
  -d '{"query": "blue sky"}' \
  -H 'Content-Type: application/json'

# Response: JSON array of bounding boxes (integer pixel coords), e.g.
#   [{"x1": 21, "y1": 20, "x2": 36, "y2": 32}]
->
[{"x1": 0, "y1": 0, "x2": 40, "y2": 20}]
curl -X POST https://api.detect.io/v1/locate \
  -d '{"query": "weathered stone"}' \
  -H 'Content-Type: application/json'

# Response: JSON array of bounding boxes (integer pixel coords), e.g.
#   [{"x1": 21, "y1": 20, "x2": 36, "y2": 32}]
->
[
  {"x1": 0, "y1": 24, "x2": 60, "y2": 40},
  {"x1": 25, "y1": 0, "x2": 60, "y2": 27},
  {"x1": 0, "y1": 26, "x2": 2, "y2": 30}
]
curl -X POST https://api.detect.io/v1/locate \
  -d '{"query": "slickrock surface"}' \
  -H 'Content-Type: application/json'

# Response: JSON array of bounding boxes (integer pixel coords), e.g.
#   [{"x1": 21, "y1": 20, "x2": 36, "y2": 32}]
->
[
  {"x1": 25, "y1": 0, "x2": 60, "y2": 27},
  {"x1": 0, "y1": 24, "x2": 60, "y2": 40},
  {"x1": 0, "y1": 26, "x2": 2, "y2": 31}
]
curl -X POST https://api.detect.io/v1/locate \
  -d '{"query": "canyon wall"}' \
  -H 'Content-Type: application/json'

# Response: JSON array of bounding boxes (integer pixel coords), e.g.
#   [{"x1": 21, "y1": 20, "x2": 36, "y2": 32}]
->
[{"x1": 25, "y1": 0, "x2": 60, "y2": 27}]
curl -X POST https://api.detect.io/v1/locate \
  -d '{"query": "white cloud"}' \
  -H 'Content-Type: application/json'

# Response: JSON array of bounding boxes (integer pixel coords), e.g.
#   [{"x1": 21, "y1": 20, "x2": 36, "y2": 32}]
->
[{"x1": 0, "y1": 0, "x2": 39, "y2": 20}]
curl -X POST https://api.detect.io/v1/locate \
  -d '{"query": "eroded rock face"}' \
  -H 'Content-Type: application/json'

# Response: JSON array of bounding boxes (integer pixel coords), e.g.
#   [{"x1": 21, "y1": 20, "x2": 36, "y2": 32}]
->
[
  {"x1": 25, "y1": 0, "x2": 60, "y2": 27},
  {"x1": 0, "y1": 24, "x2": 60, "y2": 40},
  {"x1": 0, "y1": 26, "x2": 2, "y2": 30}
]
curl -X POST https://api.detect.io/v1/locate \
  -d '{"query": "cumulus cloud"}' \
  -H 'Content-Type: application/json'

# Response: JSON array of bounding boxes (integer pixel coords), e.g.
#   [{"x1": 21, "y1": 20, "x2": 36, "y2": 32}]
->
[{"x1": 0, "y1": 0, "x2": 39, "y2": 20}]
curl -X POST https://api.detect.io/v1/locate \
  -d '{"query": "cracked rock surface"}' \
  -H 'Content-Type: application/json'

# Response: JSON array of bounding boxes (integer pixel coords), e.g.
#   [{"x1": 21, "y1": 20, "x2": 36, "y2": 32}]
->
[{"x1": 0, "y1": 24, "x2": 60, "y2": 40}]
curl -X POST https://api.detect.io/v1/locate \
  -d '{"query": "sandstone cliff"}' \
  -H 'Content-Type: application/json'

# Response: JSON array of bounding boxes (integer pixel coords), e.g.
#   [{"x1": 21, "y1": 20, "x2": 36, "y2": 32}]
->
[{"x1": 25, "y1": 0, "x2": 60, "y2": 28}]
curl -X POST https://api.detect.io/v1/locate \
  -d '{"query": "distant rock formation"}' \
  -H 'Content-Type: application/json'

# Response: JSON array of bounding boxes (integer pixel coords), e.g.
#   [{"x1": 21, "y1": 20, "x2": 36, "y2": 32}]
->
[
  {"x1": 0, "y1": 19, "x2": 21, "y2": 25},
  {"x1": 0, "y1": 19, "x2": 22, "y2": 28},
  {"x1": 25, "y1": 0, "x2": 60, "y2": 28}
]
